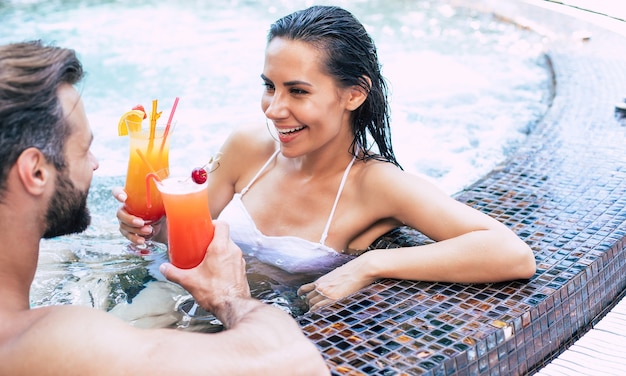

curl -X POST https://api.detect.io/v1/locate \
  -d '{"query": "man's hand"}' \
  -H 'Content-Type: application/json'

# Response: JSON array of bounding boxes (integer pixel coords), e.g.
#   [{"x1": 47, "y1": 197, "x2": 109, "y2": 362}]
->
[{"x1": 159, "y1": 221, "x2": 251, "y2": 327}]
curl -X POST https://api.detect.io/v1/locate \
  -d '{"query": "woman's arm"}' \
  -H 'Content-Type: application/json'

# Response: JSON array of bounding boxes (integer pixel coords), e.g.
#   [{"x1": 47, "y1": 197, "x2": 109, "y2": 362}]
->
[
  {"x1": 206, "y1": 126, "x2": 260, "y2": 218},
  {"x1": 301, "y1": 164, "x2": 536, "y2": 310}
]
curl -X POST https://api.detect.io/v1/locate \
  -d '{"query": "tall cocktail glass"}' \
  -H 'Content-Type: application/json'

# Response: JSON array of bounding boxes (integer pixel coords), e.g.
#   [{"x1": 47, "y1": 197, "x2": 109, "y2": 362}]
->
[
  {"x1": 124, "y1": 120, "x2": 171, "y2": 254},
  {"x1": 154, "y1": 175, "x2": 214, "y2": 269}
]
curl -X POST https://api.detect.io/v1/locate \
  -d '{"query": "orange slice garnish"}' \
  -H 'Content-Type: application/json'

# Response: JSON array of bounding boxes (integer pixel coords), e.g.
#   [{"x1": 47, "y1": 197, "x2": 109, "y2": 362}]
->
[{"x1": 118, "y1": 110, "x2": 145, "y2": 136}]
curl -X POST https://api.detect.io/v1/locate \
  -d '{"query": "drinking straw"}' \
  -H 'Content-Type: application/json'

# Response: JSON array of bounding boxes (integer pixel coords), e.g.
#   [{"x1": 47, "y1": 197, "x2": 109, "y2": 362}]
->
[
  {"x1": 149, "y1": 99, "x2": 158, "y2": 142},
  {"x1": 135, "y1": 148, "x2": 159, "y2": 208},
  {"x1": 159, "y1": 96, "x2": 179, "y2": 153},
  {"x1": 145, "y1": 172, "x2": 163, "y2": 209},
  {"x1": 135, "y1": 148, "x2": 156, "y2": 174}
]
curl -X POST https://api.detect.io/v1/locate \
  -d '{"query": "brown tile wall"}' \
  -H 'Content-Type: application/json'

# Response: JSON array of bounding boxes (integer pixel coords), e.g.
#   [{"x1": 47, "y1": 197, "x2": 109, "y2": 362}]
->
[{"x1": 298, "y1": 1, "x2": 626, "y2": 374}]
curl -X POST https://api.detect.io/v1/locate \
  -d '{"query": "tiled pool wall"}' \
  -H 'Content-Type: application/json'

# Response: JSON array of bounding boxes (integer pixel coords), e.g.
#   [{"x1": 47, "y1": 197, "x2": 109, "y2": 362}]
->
[{"x1": 297, "y1": 1, "x2": 626, "y2": 375}]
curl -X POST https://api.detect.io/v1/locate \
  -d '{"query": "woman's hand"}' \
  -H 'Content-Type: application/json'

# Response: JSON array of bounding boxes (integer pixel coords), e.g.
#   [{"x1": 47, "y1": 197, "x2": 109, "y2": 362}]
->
[
  {"x1": 112, "y1": 186, "x2": 159, "y2": 245},
  {"x1": 298, "y1": 257, "x2": 377, "y2": 311}
]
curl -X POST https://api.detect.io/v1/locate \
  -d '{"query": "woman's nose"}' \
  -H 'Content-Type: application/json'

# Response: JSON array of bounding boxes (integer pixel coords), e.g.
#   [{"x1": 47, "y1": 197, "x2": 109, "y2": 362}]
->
[{"x1": 264, "y1": 92, "x2": 288, "y2": 119}]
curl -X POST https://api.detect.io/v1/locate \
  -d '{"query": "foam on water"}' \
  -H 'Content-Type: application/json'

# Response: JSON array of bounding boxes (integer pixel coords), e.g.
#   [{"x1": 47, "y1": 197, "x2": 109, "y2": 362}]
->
[{"x1": 0, "y1": 0, "x2": 551, "y2": 192}]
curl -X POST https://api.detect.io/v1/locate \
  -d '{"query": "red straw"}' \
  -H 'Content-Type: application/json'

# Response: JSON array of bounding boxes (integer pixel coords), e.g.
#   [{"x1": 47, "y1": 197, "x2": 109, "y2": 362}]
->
[
  {"x1": 145, "y1": 172, "x2": 163, "y2": 209},
  {"x1": 159, "y1": 96, "x2": 179, "y2": 153},
  {"x1": 135, "y1": 148, "x2": 158, "y2": 208}
]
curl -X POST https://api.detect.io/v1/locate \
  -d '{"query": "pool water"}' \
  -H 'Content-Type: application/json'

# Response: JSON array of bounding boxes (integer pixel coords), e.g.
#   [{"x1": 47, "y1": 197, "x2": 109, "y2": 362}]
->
[{"x1": 1, "y1": 0, "x2": 552, "y2": 328}]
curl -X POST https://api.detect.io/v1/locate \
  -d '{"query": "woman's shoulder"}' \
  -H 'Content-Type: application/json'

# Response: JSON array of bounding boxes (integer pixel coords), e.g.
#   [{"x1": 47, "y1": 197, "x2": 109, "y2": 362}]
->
[
  {"x1": 206, "y1": 124, "x2": 278, "y2": 199},
  {"x1": 356, "y1": 157, "x2": 403, "y2": 183},
  {"x1": 221, "y1": 124, "x2": 277, "y2": 157},
  {"x1": 355, "y1": 158, "x2": 440, "y2": 197}
]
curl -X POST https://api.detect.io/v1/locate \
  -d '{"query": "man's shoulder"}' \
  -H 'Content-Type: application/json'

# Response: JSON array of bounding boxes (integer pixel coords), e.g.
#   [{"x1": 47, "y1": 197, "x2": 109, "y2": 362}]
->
[
  {"x1": 0, "y1": 306, "x2": 126, "y2": 373},
  {"x1": 1, "y1": 305, "x2": 111, "y2": 345}
]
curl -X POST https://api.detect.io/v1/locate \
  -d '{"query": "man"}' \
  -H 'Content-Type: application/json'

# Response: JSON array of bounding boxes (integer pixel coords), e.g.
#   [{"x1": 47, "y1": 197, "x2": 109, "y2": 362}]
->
[{"x1": 0, "y1": 40, "x2": 328, "y2": 375}]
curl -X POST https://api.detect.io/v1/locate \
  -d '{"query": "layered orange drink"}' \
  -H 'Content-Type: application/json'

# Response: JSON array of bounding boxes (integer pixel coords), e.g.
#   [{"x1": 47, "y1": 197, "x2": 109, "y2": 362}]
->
[
  {"x1": 156, "y1": 176, "x2": 214, "y2": 269},
  {"x1": 118, "y1": 102, "x2": 170, "y2": 222},
  {"x1": 124, "y1": 124, "x2": 170, "y2": 221}
]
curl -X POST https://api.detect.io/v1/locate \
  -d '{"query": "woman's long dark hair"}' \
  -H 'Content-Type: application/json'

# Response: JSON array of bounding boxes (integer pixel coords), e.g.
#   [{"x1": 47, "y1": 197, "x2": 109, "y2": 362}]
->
[{"x1": 268, "y1": 5, "x2": 402, "y2": 169}]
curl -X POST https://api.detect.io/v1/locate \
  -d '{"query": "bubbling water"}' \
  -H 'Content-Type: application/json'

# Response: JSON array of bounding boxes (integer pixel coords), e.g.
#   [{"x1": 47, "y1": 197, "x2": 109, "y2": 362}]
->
[{"x1": 0, "y1": 0, "x2": 552, "y2": 329}]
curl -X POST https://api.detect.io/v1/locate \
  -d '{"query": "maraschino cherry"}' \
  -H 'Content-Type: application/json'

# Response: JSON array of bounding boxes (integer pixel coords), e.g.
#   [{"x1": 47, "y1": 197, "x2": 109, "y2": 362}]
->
[
  {"x1": 132, "y1": 104, "x2": 147, "y2": 119},
  {"x1": 191, "y1": 167, "x2": 208, "y2": 184}
]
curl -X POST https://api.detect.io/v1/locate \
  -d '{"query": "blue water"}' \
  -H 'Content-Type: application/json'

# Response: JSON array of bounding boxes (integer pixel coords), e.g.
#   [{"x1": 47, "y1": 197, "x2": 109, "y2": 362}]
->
[{"x1": 1, "y1": 0, "x2": 552, "y2": 326}]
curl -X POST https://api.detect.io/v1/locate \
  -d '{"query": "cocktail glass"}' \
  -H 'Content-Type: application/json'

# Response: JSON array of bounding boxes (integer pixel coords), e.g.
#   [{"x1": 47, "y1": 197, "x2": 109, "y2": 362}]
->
[
  {"x1": 124, "y1": 120, "x2": 173, "y2": 254},
  {"x1": 152, "y1": 174, "x2": 214, "y2": 269}
]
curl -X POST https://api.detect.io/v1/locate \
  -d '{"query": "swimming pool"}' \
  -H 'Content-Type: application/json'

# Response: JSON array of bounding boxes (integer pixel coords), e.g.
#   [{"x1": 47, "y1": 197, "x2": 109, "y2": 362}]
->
[{"x1": 0, "y1": 0, "x2": 553, "y2": 326}]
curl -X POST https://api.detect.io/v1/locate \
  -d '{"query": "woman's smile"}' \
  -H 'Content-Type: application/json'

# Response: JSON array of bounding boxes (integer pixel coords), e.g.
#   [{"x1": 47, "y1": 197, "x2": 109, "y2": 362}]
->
[{"x1": 276, "y1": 125, "x2": 307, "y2": 142}]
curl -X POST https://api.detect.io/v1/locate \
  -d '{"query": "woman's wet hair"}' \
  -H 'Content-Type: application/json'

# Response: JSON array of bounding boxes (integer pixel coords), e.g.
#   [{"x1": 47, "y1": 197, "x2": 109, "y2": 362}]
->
[
  {"x1": 0, "y1": 40, "x2": 83, "y2": 196},
  {"x1": 268, "y1": 5, "x2": 402, "y2": 169}
]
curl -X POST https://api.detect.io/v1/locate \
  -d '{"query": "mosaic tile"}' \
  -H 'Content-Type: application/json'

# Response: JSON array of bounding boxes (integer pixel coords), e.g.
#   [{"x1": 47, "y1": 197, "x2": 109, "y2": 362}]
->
[{"x1": 306, "y1": 2, "x2": 626, "y2": 375}]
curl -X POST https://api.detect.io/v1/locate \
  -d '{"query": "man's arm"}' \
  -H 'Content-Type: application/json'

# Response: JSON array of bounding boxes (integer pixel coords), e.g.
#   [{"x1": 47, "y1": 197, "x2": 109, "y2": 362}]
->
[
  {"x1": 1, "y1": 222, "x2": 328, "y2": 375},
  {"x1": 2, "y1": 303, "x2": 327, "y2": 376}
]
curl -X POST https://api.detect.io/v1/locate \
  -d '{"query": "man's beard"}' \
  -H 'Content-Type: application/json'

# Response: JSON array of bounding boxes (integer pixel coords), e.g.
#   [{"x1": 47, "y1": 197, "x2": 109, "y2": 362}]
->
[{"x1": 43, "y1": 170, "x2": 91, "y2": 239}]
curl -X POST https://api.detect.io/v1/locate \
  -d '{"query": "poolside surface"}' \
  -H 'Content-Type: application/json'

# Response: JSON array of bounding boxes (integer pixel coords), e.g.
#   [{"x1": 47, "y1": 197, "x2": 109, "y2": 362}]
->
[
  {"x1": 297, "y1": 1, "x2": 626, "y2": 374},
  {"x1": 535, "y1": 293, "x2": 626, "y2": 375}
]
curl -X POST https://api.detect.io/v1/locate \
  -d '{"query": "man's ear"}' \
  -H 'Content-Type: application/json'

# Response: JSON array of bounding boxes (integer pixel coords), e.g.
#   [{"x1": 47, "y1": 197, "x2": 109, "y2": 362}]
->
[
  {"x1": 16, "y1": 147, "x2": 52, "y2": 196},
  {"x1": 345, "y1": 75, "x2": 372, "y2": 111}
]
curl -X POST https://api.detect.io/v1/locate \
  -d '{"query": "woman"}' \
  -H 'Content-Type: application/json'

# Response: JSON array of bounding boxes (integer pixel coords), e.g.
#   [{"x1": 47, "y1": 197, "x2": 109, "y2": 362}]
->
[{"x1": 117, "y1": 5, "x2": 536, "y2": 311}]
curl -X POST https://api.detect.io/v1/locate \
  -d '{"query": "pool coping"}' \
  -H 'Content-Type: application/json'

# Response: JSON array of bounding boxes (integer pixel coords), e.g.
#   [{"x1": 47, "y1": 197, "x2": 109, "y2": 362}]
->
[{"x1": 297, "y1": 1, "x2": 626, "y2": 375}]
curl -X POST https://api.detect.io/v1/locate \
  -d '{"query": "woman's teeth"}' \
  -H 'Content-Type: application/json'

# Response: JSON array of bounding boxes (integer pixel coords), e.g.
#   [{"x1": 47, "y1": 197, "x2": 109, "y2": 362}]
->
[{"x1": 278, "y1": 126, "x2": 305, "y2": 134}]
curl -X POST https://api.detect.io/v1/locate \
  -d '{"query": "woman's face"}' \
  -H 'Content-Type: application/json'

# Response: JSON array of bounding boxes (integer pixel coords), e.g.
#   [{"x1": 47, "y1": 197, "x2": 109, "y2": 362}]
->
[{"x1": 261, "y1": 37, "x2": 355, "y2": 157}]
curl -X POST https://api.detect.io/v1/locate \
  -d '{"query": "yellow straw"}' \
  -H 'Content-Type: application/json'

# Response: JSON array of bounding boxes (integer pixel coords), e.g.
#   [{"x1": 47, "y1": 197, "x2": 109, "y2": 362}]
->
[
  {"x1": 149, "y1": 99, "x2": 158, "y2": 141},
  {"x1": 135, "y1": 148, "x2": 156, "y2": 174}
]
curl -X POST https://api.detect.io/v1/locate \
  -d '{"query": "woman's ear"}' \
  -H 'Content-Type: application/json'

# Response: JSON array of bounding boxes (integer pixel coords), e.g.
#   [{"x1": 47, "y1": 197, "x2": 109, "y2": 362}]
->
[
  {"x1": 16, "y1": 147, "x2": 52, "y2": 196},
  {"x1": 345, "y1": 75, "x2": 372, "y2": 111}
]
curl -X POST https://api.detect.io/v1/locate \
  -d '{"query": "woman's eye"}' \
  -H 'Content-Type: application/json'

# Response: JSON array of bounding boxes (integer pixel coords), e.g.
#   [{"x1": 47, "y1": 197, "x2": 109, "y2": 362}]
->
[
  {"x1": 290, "y1": 88, "x2": 308, "y2": 95},
  {"x1": 262, "y1": 82, "x2": 275, "y2": 91}
]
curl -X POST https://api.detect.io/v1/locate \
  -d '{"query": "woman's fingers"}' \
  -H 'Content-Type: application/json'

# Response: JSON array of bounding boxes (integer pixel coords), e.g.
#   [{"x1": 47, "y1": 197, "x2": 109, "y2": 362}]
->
[
  {"x1": 298, "y1": 284, "x2": 336, "y2": 311},
  {"x1": 111, "y1": 186, "x2": 127, "y2": 203},
  {"x1": 113, "y1": 186, "x2": 153, "y2": 243}
]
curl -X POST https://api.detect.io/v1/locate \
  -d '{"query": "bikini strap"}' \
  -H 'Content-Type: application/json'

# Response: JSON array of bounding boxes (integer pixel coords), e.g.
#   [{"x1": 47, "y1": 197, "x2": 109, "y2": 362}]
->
[
  {"x1": 320, "y1": 155, "x2": 357, "y2": 245},
  {"x1": 241, "y1": 148, "x2": 280, "y2": 195}
]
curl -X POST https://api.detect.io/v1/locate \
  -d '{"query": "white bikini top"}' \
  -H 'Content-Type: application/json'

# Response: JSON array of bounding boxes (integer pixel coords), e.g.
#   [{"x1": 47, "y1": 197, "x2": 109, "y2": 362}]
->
[{"x1": 217, "y1": 148, "x2": 357, "y2": 274}]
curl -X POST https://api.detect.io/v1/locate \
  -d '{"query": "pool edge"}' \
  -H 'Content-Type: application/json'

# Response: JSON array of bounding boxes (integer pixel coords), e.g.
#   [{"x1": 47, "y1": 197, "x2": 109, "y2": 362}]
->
[{"x1": 299, "y1": 1, "x2": 626, "y2": 374}]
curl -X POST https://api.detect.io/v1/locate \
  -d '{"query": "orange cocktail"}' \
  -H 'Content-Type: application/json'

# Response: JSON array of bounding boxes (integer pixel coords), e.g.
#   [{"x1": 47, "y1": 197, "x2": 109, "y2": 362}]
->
[
  {"x1": 156, "y1": 176, "x2": 214, "y2": 269},
  {"x1": 124, "y1": 123, "x2": 170, "y2": 222}
]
